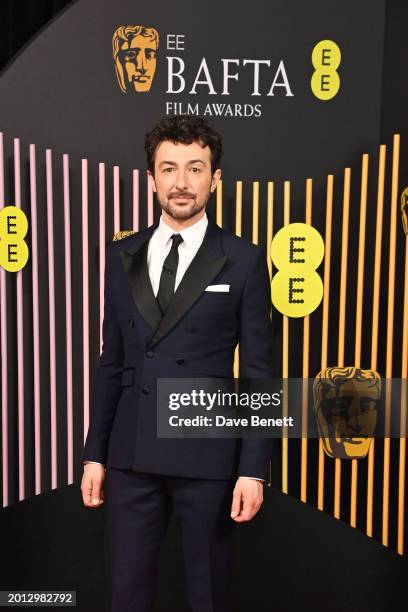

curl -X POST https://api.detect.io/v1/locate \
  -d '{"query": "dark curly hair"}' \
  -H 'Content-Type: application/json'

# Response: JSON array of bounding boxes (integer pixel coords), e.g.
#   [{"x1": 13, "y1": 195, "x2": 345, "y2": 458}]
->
[{"x1": 144, "y1": 115, "x2": 223, "y2": 175}]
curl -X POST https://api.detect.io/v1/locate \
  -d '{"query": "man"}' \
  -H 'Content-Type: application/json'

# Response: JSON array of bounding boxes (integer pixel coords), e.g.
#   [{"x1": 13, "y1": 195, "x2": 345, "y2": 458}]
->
[{"x1": 81, "y1": 115, "x2": 274, "y2": 612}]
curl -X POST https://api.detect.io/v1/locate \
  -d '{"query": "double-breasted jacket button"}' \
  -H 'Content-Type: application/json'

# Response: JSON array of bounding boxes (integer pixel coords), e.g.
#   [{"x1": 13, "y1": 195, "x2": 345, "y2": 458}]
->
[
  {"x1": 175, "y1": 357, "x2": 185, "y2": 365},
  {"x1": 128, "y1": 318, "x2": 135, "y2": 328},
  {"x1": 142, "y1": 386, "x2": 151, "y2": 395},
  {"x1": 145, "y1": 350, "x2": 154, "y2": 358}
]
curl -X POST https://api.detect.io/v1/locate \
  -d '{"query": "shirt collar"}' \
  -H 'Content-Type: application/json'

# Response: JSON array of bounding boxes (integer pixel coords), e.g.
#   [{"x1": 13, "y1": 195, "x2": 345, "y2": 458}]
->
[{"x1": 157, "y1": 211, "x2": 208, "y2": 248}]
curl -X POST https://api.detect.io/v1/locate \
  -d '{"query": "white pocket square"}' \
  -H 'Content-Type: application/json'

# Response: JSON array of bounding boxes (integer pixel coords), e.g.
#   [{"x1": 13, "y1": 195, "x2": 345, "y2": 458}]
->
[{"x1": 205, "y1": 284, "x2": 230, "y2": 292}]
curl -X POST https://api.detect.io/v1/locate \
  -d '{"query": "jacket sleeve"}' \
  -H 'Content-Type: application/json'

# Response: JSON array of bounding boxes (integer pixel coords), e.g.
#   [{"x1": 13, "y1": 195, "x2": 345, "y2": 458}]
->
[
  {"x1": 82, "y1": 242, "x2": 124, "y2": 465},
  {"x1": 237, "y1": 246, "x2": 275, "y2": 482}
]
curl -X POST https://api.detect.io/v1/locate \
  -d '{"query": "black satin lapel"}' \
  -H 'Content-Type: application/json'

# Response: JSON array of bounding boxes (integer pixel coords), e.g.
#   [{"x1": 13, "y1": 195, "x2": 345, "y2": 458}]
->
[
  {"x1": 120, "y1": 240, "x2": 162, "y2": 332},
  {"x1": 147, "y1": 245, "x2": 227, "y2": 347}
]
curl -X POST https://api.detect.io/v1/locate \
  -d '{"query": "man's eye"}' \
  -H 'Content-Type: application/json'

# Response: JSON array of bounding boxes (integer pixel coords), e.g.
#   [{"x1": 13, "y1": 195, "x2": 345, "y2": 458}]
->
[
  {"x1": 163, "y1": 167, "x2": 174, "y2": 173},
  {"x1": 190, "y1": 167, "x2": 201, "y2": 173}
]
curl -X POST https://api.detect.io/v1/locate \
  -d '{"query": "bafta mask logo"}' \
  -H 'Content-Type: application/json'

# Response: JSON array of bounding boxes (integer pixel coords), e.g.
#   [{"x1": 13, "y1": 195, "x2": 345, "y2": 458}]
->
[
  {"x1": 401, "y1": 187, "x2": 408, "y2": 235},
  {"x1": 313, "y1": 367, "x2": 381, "y2": 459},
  {"x1": 112, "y1": 25, "x2": 159, "y2": 93}
]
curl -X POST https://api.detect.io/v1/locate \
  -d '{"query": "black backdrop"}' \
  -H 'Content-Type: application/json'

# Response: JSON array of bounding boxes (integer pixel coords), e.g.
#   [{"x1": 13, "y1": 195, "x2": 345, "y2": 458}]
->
[
  {"x1": 0, "y1": 0, "x2": 71, "y2": 71},
  {"x1": 1, "y1": 0, "x2": 406, "y2": 159}
]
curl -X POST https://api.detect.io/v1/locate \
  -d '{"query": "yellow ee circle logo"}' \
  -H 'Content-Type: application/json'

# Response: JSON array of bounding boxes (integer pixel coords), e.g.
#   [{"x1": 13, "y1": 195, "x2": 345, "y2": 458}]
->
[
  {"x1": 311, "y1": 39, "x2": 341, "y2": 100},
  {"x1": 0, "y1": 206, "x2": 29, "y2": 272},
  {"x1": 270, "y1": 222, "x2": 324, "y2": 318}
]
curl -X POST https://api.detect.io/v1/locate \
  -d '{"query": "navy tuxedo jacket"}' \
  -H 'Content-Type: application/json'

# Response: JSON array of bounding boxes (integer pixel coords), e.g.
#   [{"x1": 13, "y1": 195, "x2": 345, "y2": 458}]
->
[{"x1": 82, "y1": 213, "x2": 275, "y2": 481}]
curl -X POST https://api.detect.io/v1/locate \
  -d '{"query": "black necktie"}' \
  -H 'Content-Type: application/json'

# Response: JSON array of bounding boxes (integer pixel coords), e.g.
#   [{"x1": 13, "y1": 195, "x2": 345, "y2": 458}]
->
[{"x1": 156, "y1": 233, "x2": 184, "y2": 315}]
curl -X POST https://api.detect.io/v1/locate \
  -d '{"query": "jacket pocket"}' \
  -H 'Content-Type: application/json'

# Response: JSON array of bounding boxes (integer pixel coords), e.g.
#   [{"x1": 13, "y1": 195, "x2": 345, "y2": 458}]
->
[
  {"x1": 121, "y1": 367, "x2": 136, "y2": 387},
  {"x1": 202, "y1": 292, "x2": 232, "y2": 300}
]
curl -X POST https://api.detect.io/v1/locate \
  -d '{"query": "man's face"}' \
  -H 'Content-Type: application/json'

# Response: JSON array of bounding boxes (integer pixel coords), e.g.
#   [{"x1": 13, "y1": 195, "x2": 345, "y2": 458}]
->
[
  {"x1": 148, "y1": 140, "x2": 221, "y2": 222},
  {"x1": 120, "y1": 34, "x2": 157, "y2": 93}
]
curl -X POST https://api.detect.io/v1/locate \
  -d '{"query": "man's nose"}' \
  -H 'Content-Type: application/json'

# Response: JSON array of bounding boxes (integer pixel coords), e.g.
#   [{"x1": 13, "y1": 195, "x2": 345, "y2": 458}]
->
[
  {"x1": 174, "y1": 171, "x2": 190, "y2": 190},
  {"x1": 136, "y1": 50, "x2": 147, "y2": 73}
]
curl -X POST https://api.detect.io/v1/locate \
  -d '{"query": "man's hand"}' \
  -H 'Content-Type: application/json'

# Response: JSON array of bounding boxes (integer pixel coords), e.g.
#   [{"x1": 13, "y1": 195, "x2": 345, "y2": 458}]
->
[
  {"x1": 230, "y1": 478, "x2": 263, "y2": 522},
  {"x1": 81, "y1": 464, "x2": 106, "y2": 508}
]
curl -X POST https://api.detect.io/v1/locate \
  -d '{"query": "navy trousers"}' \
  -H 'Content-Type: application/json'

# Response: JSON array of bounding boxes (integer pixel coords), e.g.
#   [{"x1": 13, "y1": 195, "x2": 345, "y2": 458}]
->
[{"x1": 104, "y1": 467, "x2": 236, "y2": 612}]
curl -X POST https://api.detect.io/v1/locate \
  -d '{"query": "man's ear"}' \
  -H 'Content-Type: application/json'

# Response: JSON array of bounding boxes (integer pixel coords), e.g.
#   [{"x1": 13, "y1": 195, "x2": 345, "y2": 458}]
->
[
  {"x1": 210, "y1": 168, "x2": 222, "y2": 193},
  {"x1": 147, "y1": 169, "x2": 157, "y2": 193}
]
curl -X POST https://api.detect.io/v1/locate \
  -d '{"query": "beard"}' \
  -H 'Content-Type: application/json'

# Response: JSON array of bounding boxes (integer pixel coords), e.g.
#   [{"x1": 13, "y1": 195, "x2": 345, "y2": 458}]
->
[{"x1": 157, "y1": 190, "x2": 210, "y2": 220}]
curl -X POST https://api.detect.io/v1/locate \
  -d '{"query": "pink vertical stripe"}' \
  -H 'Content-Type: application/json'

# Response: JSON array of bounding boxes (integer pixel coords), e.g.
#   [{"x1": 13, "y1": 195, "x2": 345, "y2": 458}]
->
[
  {"x1": 46, "y1": 149, "x2": 57, "y2": 490},
  {"x1": 14, "y1": 138, "x2": 25, "y2": 501},
  {"x1": 0, "y1": 132, "x2": 8, "y2": 507},
  {"x1": 113, "y1": 165, "x2": 120, "y2": 234},
  {"x1": 14, "y1": 138, "x2": 21, "y2": 206},
  {"x1": 99, "y1": 163, "x2": 106, "y2": 353},
  {"x1": 147, "y1": 171, "x2": 154, "y2": 227},
  {"x1": 29, "y1": 144, "x2": 41, "y2": 495},
  {"x1": 82, "y1": 159, "x2": 90, "y2": 441},
  {"x1": 132, "y1": 169, "x2": 139, "y2": 231},
  {"x1": 63, "y1": 154, "x2": 74, "y2": 484}
]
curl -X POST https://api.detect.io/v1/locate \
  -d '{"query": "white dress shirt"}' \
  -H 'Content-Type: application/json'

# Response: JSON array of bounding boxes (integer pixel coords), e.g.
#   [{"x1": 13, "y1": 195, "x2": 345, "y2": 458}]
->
[
  {"x1": 84, "y1": 212, "x2": 264, "y2": 483},
  {"x1": 147, "y1": 211, "x2": 208, "y2": 296}
]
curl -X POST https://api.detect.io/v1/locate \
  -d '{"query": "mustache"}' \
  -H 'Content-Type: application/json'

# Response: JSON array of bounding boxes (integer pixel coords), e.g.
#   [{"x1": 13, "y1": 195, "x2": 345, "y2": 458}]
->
[{"x1": 168, "y1": 191, "x2": 196, "y2": 199}]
